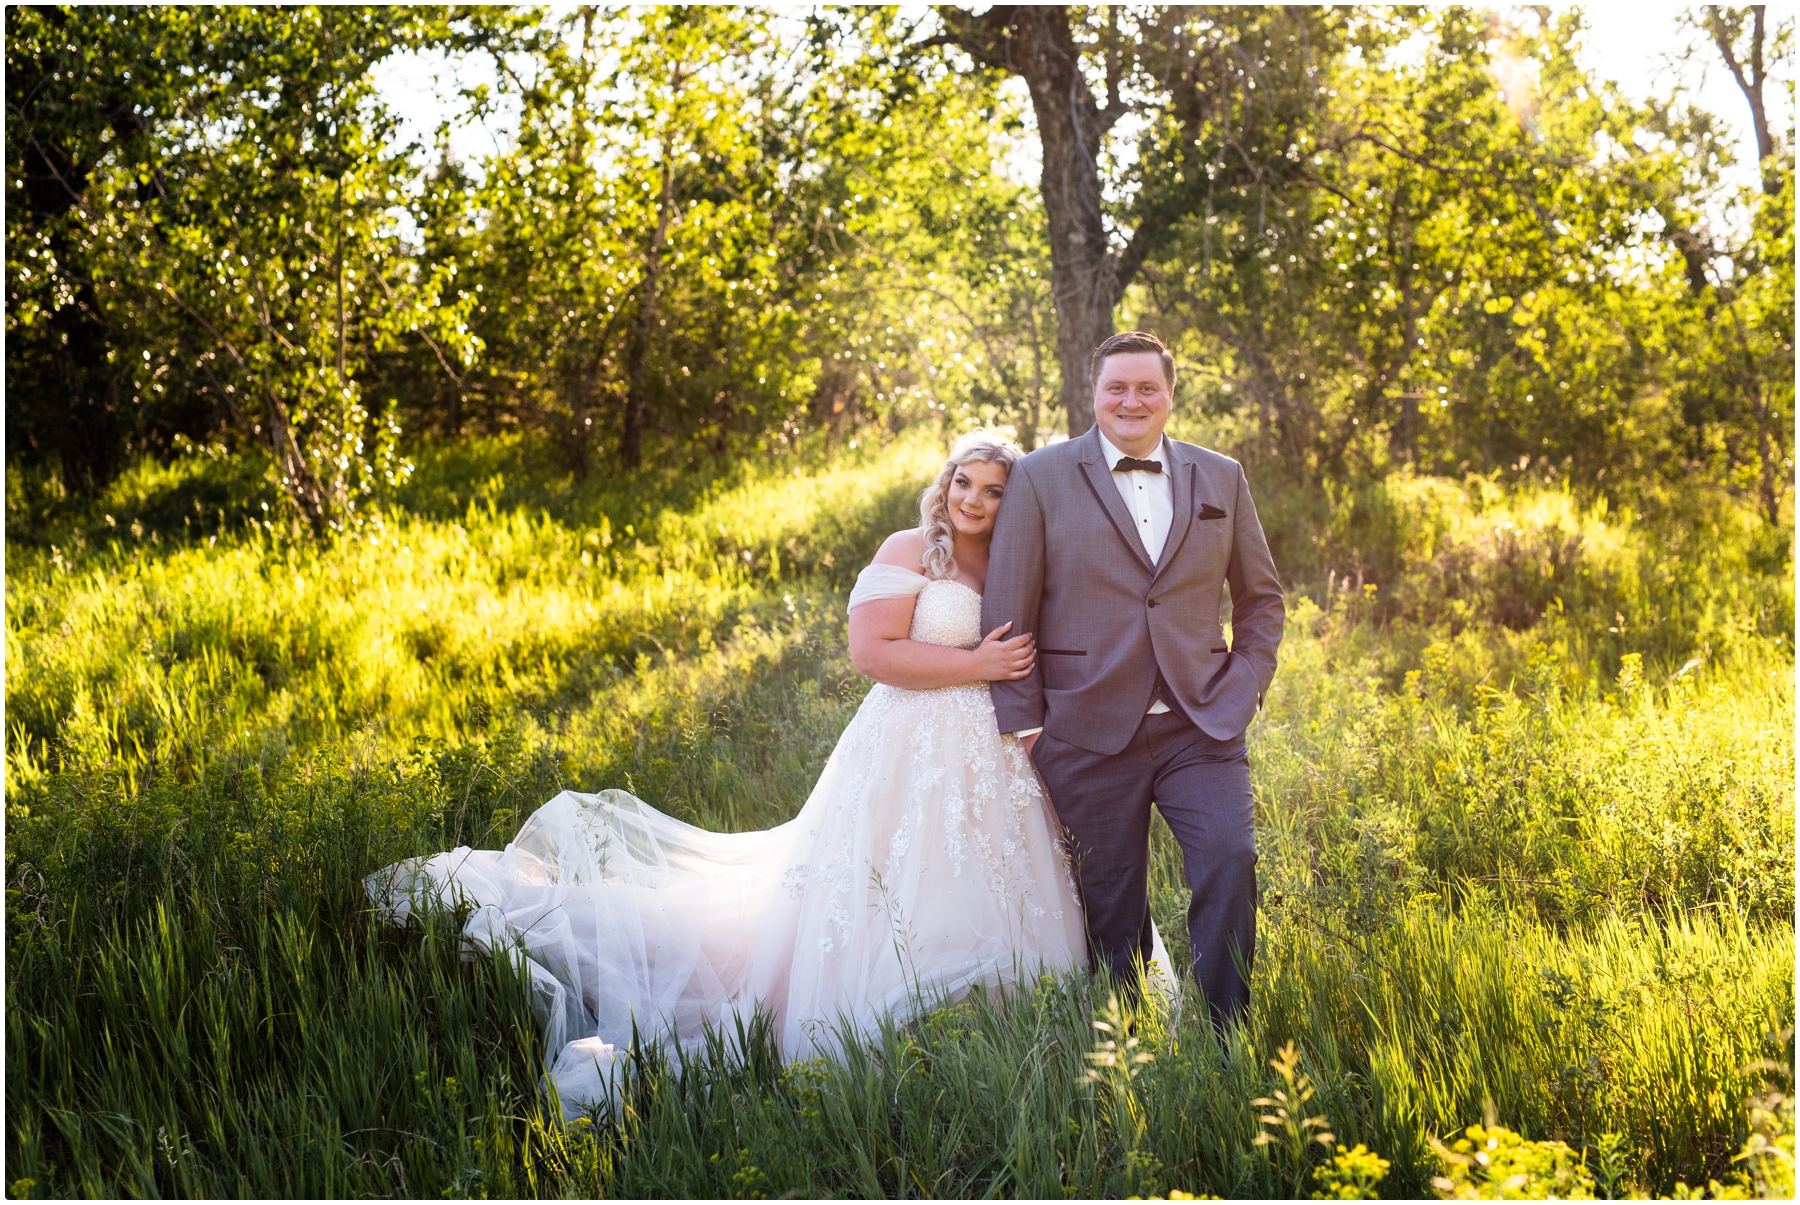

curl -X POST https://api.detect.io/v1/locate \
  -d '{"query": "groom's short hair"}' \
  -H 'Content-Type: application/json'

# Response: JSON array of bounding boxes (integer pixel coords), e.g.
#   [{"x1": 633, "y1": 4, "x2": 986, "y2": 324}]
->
[{"x1": 1090, "y1": 331, "x2": 1176, "y2": 391}]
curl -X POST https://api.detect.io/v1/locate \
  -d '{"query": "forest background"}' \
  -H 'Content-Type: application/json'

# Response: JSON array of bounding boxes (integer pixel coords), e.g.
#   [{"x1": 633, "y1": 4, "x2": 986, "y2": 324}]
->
[{"x1": 4, "y1": 4, "x2": 1795, "y2": 1200}]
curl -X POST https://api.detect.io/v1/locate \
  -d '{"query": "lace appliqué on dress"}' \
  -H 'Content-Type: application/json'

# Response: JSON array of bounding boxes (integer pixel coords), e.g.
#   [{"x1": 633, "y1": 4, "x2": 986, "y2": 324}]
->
[{"x1": 781, "y1": 578, "x2": 1077, "y2": 959}]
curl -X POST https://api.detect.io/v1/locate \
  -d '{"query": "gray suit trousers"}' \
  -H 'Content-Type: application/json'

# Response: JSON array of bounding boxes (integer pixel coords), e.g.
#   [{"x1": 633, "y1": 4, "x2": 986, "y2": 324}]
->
[{"x1": 1031, "y1": 709, "x2": 1257, "y2": 1024}]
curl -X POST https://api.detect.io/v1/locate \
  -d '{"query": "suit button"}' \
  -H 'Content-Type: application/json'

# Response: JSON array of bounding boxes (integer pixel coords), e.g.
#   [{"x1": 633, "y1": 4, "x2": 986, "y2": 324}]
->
[{"x1": 1148, "y1": 598, "x2": 1159, "y2": 608}]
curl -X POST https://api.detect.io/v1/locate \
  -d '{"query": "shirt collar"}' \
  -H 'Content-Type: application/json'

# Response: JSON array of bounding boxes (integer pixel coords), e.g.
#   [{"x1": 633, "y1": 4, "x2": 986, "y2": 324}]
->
[{"x1": 1098, "y1": 429, "x2": 1168, "y2": 472}]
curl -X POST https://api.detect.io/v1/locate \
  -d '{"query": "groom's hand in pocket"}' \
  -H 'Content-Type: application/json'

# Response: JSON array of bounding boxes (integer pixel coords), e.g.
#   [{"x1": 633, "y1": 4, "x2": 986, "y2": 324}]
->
[
  {"x1": 974, "y1": 622, "x2": 1036, "y2": 681},
  {"x1": 1020, "y1": 732, "x2": 1040, "y2": 758}
]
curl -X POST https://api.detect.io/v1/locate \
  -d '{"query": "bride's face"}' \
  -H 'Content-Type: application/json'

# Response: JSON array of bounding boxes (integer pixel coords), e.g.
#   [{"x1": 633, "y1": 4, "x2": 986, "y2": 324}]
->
[{"x1": 947, "y1": 460, "x2": 1008, "y2": 540}]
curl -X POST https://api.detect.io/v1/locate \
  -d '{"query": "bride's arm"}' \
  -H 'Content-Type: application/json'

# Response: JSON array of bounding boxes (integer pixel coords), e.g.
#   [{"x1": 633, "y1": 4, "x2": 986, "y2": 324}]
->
[
  {"x1": 848, "y1": 534, "x2": 1036, "y2": 690},
  {"x1": 850, "y1": 599, "x2": 1034, "y2": 690}
]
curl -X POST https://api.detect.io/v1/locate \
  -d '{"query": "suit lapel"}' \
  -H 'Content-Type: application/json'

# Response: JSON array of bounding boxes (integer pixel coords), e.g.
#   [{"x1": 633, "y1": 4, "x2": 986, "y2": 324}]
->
[
  {"x1": 1076, "y1": 429, "x2": 1155, "y2": 574},
  {"x1": 1152, "y1": 442, "x2": 1195, "y2": 581}
]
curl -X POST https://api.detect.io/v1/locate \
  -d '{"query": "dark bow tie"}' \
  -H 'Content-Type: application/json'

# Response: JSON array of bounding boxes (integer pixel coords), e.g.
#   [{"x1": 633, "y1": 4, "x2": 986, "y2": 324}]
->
[{"x1": 1113, "y1": 456, "x2": 1163, "y2": 474}]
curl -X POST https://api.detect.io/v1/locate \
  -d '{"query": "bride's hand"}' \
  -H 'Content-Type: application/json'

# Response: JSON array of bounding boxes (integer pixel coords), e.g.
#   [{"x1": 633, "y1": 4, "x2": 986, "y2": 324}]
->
[{"x1": 973, "y1": 622, "x2": 1036, "y2": 681}]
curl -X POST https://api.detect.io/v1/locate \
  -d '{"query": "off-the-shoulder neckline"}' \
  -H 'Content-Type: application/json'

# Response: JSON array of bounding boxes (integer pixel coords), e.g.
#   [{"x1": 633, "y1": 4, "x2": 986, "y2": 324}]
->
[
  {"x1": 862, "y1": 563, "x2": 981, "y2": 598},
  {"x1": 866, "y1": 562, "x2": 927, "y2": 578}
]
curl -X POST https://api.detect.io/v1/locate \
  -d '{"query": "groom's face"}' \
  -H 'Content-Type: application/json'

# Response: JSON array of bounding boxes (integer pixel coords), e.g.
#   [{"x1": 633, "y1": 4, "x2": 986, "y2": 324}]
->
[{"x1": 1093, "y1": 352, "x2": 1172, "y2": 457}]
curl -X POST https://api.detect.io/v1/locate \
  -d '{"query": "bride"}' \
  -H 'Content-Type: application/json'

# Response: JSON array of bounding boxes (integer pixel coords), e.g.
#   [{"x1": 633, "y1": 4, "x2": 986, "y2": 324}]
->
[{"x1": 368, "y1": 431, "x2": 1119, "y2": 1116}]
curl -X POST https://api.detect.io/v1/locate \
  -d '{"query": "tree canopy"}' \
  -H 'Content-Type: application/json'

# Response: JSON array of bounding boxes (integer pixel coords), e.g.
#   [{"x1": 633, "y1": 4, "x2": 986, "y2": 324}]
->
[{"x1": 7, "y1": 4, "x2": 1792, "y2": 530}]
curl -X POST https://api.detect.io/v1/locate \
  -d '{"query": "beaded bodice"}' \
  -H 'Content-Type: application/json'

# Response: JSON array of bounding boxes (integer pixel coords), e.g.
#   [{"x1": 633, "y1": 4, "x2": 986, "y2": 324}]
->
[{"x1": 908, "y1": 578, "x2": 983, "y2": 650}]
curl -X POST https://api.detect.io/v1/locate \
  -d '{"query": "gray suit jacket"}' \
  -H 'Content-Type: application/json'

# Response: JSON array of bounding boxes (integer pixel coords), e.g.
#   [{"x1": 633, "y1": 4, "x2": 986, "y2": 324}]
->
[{"x1": 983, "y1": 428, "x2": 1285, "y2": 754}]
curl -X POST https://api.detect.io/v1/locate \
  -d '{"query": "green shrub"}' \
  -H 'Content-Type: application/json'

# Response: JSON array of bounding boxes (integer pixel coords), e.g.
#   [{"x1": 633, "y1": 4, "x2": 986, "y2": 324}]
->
[{"x1": 1242, "y1": 464, "x2": 1792, "y2": 674}]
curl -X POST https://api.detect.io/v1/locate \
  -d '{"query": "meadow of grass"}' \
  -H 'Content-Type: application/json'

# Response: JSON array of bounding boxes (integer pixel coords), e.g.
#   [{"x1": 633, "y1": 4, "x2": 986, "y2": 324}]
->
[{"x1": 5, "y1": 429, "x2": 1793, "y2": 1198}]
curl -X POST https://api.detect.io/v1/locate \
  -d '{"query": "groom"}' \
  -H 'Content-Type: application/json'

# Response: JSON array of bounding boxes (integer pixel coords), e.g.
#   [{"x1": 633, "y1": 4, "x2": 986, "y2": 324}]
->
[{"x1": 983, "y1": 331, "x2": 1285, "y2": 1024}]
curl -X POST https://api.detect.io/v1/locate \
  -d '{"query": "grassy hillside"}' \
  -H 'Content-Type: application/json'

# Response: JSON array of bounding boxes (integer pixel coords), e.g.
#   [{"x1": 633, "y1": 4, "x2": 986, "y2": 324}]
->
[{"x1": 5, "y1": 431, "x2": 1793, "y2": 1198}]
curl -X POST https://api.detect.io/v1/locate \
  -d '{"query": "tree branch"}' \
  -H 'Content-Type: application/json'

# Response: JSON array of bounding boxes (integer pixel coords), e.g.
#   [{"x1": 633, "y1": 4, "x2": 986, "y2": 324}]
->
[
  {"x1": 1707, "y1": 5, "x2": 1778, "y2": 194},
  {"x1": 1114, "y1": 212, "x2": 1168, "y2": 298}
]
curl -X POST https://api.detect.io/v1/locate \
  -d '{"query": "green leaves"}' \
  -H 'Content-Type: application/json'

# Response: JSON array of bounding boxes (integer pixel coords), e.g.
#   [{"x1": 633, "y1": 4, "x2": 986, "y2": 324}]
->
[
  {"x1": 438, "y1": 6, "x2": 1051, "y2": 472},
  {"x1": 1124, "y1": 7, "x2": 1792, "y2": 518},
  {"x1": 7, "y1": 7, "x2": 498, "y2": 532},
  {"x1": 8, "y1": 6, "x2": 1791, "y2": 527}
]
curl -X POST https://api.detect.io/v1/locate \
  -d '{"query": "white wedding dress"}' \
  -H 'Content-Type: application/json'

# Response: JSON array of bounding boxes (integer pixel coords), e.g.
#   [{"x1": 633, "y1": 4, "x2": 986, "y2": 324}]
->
[{"x1": 368, "y1": 565, "x2": 1122, "y2": 1117}]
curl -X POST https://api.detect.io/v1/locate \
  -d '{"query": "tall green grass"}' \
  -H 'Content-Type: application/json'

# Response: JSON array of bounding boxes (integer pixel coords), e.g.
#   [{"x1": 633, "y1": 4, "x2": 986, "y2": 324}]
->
[
  {"x1": 6, "y1": 432, "x2": 936, "y2": 792},
  {"x1": 6, "y1": 431, "x2": 1792, "y2": 1197}
]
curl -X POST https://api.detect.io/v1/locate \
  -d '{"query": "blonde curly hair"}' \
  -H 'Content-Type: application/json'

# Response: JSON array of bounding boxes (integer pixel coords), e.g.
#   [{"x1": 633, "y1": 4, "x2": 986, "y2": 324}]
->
[{"x1": 917, "y1": 429, "x2": 1025, "y2": 581}]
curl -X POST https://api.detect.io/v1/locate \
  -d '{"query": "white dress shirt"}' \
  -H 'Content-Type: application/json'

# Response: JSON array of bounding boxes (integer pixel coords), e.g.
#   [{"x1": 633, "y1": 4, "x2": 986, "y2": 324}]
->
[
  {"x1": 1098, "y1": 431, "x2": 1174, "y2": 564},
  {"x1": 1011, "y1": 432, "x2": 1174, "y2": 739}
]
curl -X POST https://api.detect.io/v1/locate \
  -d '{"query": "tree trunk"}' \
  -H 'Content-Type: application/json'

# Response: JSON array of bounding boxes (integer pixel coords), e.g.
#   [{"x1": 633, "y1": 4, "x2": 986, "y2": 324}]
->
[
  {"x1": 266, "y1": 392, "x2": 329, "y2": 535},
  {"x1": 561, "y1": 354, "x2": 595, "y2": 479},
  {"x1": 811, "y1": 365, "x2": 856, "y2": 436},
  {"x1": 1724, "y1": 303, "x2": 1784, "y2": 526},
  {"x1": 622, "y1": 154, "x2": 675, "y2": 470},
  {"x1": 333, "y1": 172, "x2": 349, "y2": 515},
  {"x1": 1664, "y1": 220, "x2": 1717, "y2": 296},
  {"x1": 563, "y1": 3, "x2": 598, "y2": 478},
  {"x1": 941, "y1": 6, "x2": 1126, "y2": 437},
  {"x1": 1012, "y1": 12, "x2": 1116, "y2": 436},
  {"x1": 1383, "y1": 288, "x2": 1423, "y2": 465},
  {"x1": 1023, "y1": 301, "x2": 1047, "y2": 450},
  {"x1": 336, "y1": 174, "x2": 347, "y2": 387},
  {"x1": 1754, "y1": 378, "x2": 1779, "y2": 526}
]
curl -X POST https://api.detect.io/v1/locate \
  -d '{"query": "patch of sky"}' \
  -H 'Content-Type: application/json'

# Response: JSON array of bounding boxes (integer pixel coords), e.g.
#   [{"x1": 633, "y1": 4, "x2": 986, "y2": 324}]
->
[
  {"x1": 1576, "y1": 4, "x2": 1786, "y2": 238},
  {"x1": 369, "y1": 45, "x2": 523, "y2": 186}
]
